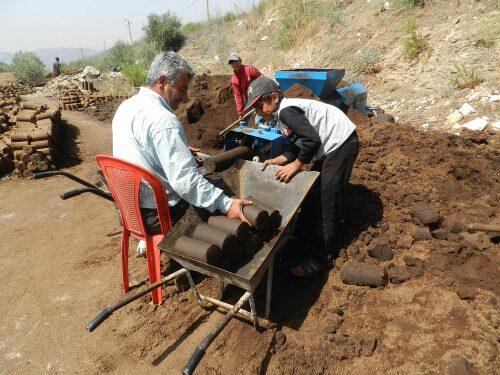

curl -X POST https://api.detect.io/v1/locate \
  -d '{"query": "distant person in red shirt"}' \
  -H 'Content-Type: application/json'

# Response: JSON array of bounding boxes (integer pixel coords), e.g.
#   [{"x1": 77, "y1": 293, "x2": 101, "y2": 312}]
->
[
  {"x1": 228, "y1": 53, "x2": 262, "y2": 124},
  {"x1": 52, "y1": 57, "x2": 61, "y2": 77}
]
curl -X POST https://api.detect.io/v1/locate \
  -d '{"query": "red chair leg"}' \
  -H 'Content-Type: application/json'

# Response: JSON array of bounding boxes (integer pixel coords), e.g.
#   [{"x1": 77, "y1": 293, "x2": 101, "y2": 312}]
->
[
  {"x1": 145, "y1": 237, "x2": 162, "y2": 304},
  {"x1": 121, "y1": 230, "x2": 130, "y2": 292}
]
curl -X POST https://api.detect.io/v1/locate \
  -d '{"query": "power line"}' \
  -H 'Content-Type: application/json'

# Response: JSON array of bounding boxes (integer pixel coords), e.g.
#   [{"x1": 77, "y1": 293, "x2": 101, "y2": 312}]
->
[{"x1": 179, "y1": 0, "x2": 199, "y2": 15}]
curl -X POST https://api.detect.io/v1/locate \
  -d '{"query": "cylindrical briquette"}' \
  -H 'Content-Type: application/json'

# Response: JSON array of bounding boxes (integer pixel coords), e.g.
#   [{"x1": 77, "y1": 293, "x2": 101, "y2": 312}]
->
[
  {"x1": 10, "y1": 132, "x2": 29, "y2": 142},
  {"x1": 245, "y1": 196, "x2": 281, "y2": 230},
  {"x1": 11, "y1": 141, "x2": 29, "y2": 150},
  {"x1": 30, "y1": 131, "x2": 50, "y2": 142},
  {"x1": 242, "y1": 204, "x2": 270, "y2": 230},
  {"x1": 192, "y1": 224, "x2": 243, "y2": 265},
  {"x1": 31, "y1": 139, "x2": 51, "y2": 149},
  {"x1": 174, "y1": 236, "x2": 222, "y2": 266},
  {"x1": 207, "y1": 216, "x2": 251, "y2": 241},
  {"x1": 242, "y1": 233, "x2": 263, "y2": 257},
  {"x1": 21, "y1": 103, "x2": 38, "y2": 111},
  {"x1": 16, "y1": 113, "x2": 36, "y2": 123},
  {"x1": 35, "y1": 112, "x2": 52, "y2": 121},
  {"x1": 203, "y1": 146, "x2": 251, "y2": 173},
  {"x1": 0, "y1": 139, "x2": 9, "y2": 154}
]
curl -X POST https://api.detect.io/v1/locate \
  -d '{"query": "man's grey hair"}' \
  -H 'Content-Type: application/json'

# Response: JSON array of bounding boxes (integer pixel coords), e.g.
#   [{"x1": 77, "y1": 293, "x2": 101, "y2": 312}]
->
[{"x1": 146, "y1": 51, "x2": 195, "y2": 86}]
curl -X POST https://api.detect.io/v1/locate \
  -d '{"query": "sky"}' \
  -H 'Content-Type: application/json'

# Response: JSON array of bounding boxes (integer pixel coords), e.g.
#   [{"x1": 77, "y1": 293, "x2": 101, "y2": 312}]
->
[{"x1": 0, "y1": 0, "x2": 260, "y2": 53}]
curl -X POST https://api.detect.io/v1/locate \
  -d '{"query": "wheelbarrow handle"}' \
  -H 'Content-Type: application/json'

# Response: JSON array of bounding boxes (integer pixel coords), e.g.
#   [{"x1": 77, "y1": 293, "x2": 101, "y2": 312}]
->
[
  {"x1": 33, "y1": 170, "x2": 99, "y2": 190},
  {"x1": 182, "y1": 347, "x2": 205, "y2": 375},
  {"x1": 60, "y1": 187, "x2": 114, "y2": 202},
  {"x1": 33, "y1": 171, "x2": 58, "y2": 179},
  {"x1": 86, "y1": 308, "x2": 112, "y2": 332},
  {"x1": 182, "y1": 291, "x2": 251, "y2": 375},
  {"x1": 86, "y1": 269, "x2": 188, "y2": 332}
]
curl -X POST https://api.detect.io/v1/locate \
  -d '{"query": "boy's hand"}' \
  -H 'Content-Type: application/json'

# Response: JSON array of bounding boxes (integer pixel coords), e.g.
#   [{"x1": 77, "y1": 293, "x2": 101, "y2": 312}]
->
[
  {"x1": 226, "y1": 198, "x2": 253, "y2": 224},
  {"x1": 261, "y1": 155, "x2": 289, "y2": 171},
  {"x1": 276, "y1": 160, "x2": 303, "y2": 183}
]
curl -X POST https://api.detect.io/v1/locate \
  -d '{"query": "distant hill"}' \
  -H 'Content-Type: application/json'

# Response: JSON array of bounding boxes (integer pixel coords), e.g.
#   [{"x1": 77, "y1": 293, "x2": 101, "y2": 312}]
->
[{"x1": 0, "y1": 48, "x2": 103, "y2": 68}]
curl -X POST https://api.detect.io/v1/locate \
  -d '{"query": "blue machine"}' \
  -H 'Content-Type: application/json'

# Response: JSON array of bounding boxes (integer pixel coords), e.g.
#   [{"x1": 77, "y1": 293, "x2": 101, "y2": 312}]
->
[{"x1": 224, "y1": 69, "x2": 368, "y2": 161}]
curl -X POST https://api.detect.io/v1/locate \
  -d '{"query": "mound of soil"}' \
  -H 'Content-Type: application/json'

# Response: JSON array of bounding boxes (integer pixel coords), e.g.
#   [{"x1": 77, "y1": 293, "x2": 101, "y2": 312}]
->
[
  {"x1": 85, "y1": 98, "x2": 124, "y2": 122},
  {"x1": 169, "y1": 82, "x2": 498, "y2": 373},
  {"x1": 177, "y1": 74, "x2": 237, "y2": 153}
]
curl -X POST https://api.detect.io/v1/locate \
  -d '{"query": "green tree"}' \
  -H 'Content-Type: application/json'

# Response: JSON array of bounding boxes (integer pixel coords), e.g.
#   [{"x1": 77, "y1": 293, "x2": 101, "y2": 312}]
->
[
  {"x1": 11, "y1": 51, "x2": 45, "y2": 85},
  {"x1": 143, "y1": 12, "x2": 186, "y2": 52},
  {"x1": 106, "y1": 40, "x2": 135, "y2": 69}
]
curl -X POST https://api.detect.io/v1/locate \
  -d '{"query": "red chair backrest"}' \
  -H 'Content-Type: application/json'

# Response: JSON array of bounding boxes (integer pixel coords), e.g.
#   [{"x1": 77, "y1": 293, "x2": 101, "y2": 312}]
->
[{"x1": 95, "y1": 155, "x2": 172, "y2": 238}]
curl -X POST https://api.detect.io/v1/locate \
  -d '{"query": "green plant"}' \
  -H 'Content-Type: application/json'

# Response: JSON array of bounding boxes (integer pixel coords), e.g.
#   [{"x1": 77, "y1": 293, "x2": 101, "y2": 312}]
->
[
  {"x1": 449, "y1": 64, "x2": 483, "y2": 89},
  {"x1": 0, "y1": 62, "x2": 10, "y2": 73},
  {"x1": 351, "y1": 47, "x2": 381, "y2": 74},
  {"x1": 183, "y1": 22, "x2": 205, "y2": 34},
  {"x1": 106, "y1": 40, "x2": 136, "y2": 69},
  {"x1": 11, "y1": 51, "x2": 45, "y2": 85},
  {"x1": 402, "y1": 21, "x2": 424, "y2": 59},
  {"x1": 143, "y1": 12, "x2": 186, "y2": 52},
  {"x1": 394, "y1": 0, "x2": 425, "y2": 9},
  {"x1": 133, "y1": 40, "x2": 160, "y2": 70},
  {"x1": 223, "y1": 11, "x2": 238, "y2": 22},
  {"x1": 274, "y1": 0, "x2": 344, "y2": 50},
  {"x1": 122, "y1": 64, "x2": 147, "y2": 87}
]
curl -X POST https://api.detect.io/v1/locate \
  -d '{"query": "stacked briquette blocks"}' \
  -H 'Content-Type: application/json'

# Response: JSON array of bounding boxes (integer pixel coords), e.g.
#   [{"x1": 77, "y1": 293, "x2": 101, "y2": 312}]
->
[
  {"x1": 0, "y1": 99, "x2": 63, "y2": 178},
  {"x1": 59, "y1": 84, "x2": 83, "y2": 110}
]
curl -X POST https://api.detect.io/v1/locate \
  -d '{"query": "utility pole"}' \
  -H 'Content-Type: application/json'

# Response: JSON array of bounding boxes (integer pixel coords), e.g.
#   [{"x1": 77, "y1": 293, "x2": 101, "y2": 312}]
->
[
  {"x1": 103, "y1": 38, "x2": 107, "y2": 51},
  {"x1": 206, "y1": 0, "x2": 210, "y2": 20},
  {"x1": 80, "y1": 47, "x2": 85, "y2": 59},
  {"x1": 125, "y1": 19, "x2": 133, "y2": 44}
]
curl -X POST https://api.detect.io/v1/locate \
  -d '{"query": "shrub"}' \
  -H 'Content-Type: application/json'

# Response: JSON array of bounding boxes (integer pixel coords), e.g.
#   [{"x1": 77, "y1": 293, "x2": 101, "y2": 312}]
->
[
  {"x1": 449, "y1": 64, "x2": 483, "y2": 89},
  {"x1": 143, "y1": 12, "x2": 186, "y2": 52},
  {"x1": 274, "y1": 0, "x2": 344, "y2": 50},
  {"x1": 106, "y1": 40, "x2": 136, "y2": 69},
  {"x1": 122, "y1": 64, "x2": 147, "y2": 87},
  {"x1": 223, "y1": 11, "x2": 238, "y2": 22},
  {"x1": 183, "y1": 22, "x2": 205, "y2": 34},
  {"x1": 134, "y1": 40, "x2": 160, "y2": 69},
  {"x1": 0, "y1": 62, "x2": 10, "y2": 73},
  {"x1": 351, "y1": 47, "x2": 381, "y2": 75},
  {"x1": 402, "y1": 21, "x2": 424, "y2": 59},
  {"x1": 11, "y1": 51, "x2": 45, "y2": 85},
  {"x1": 394, "y1": 0, "x2": 425, "y2": 9}
]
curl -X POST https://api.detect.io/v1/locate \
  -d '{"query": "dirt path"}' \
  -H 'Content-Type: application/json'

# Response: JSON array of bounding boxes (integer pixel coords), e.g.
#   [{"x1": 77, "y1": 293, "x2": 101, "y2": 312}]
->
[{"x1": 0, "y1": 109, "x2": 145, "y2": 374}]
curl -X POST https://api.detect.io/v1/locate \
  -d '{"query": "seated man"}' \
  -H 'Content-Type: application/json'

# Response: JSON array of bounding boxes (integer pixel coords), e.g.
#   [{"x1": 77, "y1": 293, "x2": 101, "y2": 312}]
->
[
  {"x1": 112, "y1": 51, "x2": 250, "y2": 235},
  {"x1": 245, "y1": 77, "x2": 360, "y2": 277}
]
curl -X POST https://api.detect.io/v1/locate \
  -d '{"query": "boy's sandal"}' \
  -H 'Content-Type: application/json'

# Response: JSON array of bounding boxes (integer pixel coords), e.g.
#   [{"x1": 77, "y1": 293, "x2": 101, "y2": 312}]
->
[{"x1": 291, "y1": 258, "x2": 333, "y2": 278}]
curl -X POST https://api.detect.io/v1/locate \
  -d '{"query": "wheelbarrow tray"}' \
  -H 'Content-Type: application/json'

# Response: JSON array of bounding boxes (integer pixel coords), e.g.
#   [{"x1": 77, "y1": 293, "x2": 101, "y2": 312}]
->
[{"x1": 159, "y1": 160, "x2": 320, "y2": 291}]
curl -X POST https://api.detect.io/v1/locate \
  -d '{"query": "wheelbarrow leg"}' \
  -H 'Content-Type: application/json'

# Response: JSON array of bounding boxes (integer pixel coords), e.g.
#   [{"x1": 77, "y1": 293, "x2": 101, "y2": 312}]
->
[
  {"x1": 249, "y1": 294, "x2": 259, "y2": 330},
  {"x1": 186, "y1": 271, "x2": 201, "y2": 303},
  {"x1": 265, "y1": 259, "x2": 274, "y2": 320},
  {"x1": 218, "y1": 280, "x2": 225, "y2": 300}
]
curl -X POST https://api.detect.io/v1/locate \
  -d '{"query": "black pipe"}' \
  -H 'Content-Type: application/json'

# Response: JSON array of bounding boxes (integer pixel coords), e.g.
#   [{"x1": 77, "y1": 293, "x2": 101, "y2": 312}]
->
[
  {"x1": 86, "y1": 268, "x2": 188, "y2": 332},
  {"x1": 33, "y1": 170, "x2": 101, "y2": 190},
  {"x1": 60, "y1": 187, "x2": 113, "y2": 202}
]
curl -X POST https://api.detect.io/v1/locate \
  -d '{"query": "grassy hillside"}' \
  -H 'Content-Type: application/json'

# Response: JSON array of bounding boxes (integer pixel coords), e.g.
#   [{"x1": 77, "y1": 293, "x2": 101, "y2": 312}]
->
[{"x1": 178, "y1": 0, "x2": 499, "y2": 127}]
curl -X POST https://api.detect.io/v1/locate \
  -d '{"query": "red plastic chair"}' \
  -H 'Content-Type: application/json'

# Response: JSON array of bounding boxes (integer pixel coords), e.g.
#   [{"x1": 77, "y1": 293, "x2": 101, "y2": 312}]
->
[{"x1": 96, "y1": 155, "x2": 172, "y2": 304}]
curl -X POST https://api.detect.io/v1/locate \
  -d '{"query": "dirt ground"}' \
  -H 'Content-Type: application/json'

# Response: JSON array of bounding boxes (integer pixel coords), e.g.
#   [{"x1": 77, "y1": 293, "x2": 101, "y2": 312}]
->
[{"x1": 1, "y1": 82, "x2": 499, "y2": 375}]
